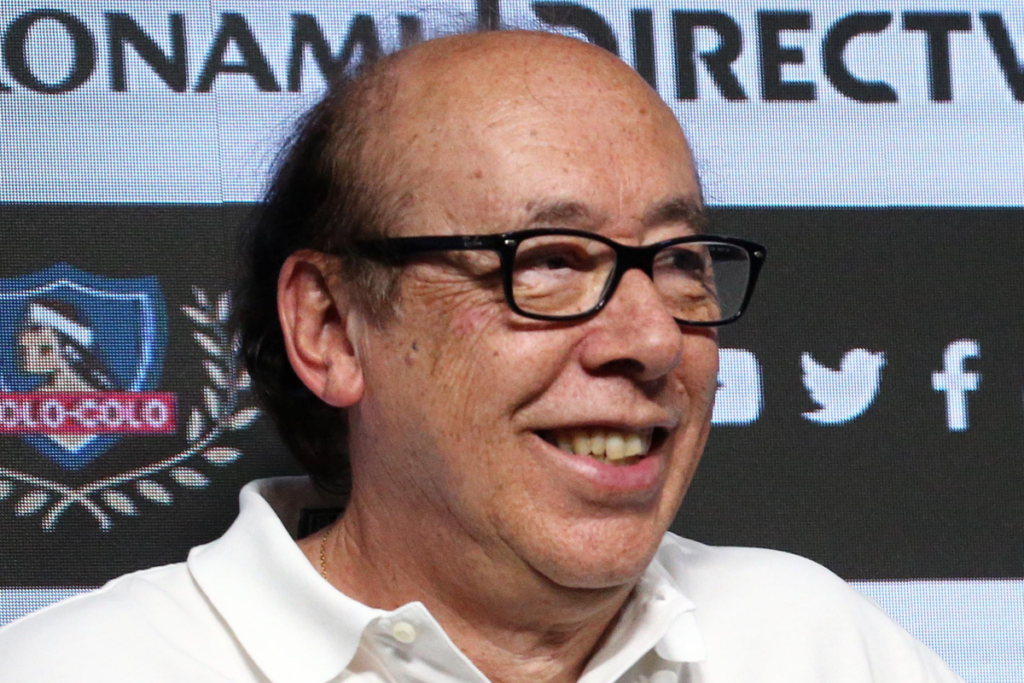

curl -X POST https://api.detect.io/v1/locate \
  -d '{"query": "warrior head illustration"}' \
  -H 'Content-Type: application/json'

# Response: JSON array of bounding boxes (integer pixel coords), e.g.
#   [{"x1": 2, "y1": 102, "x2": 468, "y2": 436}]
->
[{"x1": 17, "y1": 299, "x2": 118, "y2": 392}]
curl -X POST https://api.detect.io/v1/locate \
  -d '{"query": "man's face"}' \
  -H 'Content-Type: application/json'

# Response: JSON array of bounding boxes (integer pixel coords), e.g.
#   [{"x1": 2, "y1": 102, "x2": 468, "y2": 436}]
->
[{"x1": 347, "y1": 35, "x2": 718, "y2": 590}]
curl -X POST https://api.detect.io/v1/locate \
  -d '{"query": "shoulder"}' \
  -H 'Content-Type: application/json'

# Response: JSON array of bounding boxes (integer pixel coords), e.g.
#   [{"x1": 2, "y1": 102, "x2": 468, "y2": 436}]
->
[
  {"x1": 0, "y1": 563, "x2": 241, "y2": 682},
  {"x1": 655, "y1": 534, "x2": 964, "y2": 681}
]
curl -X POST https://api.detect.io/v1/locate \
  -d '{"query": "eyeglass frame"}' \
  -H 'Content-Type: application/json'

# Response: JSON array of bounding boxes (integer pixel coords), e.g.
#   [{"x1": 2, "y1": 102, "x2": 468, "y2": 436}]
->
[{"x1": 351, "y1": 228, "x2": 767, "y2": 326}]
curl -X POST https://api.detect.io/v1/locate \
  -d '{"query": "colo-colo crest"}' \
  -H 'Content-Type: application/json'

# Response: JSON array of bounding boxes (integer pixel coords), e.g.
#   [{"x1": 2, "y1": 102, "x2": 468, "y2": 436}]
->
[{"x1": 0, "y1": 264, "x2": 259, "y2": 531}]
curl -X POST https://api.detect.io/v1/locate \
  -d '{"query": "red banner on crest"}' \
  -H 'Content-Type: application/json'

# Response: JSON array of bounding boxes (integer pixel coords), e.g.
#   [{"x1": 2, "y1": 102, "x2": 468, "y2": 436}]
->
[{"x1": 0, "y1": 392, "x2": 177, "y2": 435}]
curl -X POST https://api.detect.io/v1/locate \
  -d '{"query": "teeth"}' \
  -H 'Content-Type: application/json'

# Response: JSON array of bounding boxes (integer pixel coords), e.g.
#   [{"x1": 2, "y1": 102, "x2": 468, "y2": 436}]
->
[
  {"x1": 605, "y1": 433, "x2": 625, "y2": 460},
  {"x1": 572, "y1": 432, "x2": 591, "y2": 456},
  {"x1": 547, "y1": 427, "x2": 654, "y2": 462}
]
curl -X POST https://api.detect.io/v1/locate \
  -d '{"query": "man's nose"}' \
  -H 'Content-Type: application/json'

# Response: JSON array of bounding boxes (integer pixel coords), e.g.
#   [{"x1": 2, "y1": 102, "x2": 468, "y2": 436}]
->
[{"x1": 578, "y1": 269, "x2": 686, "y2": 382}]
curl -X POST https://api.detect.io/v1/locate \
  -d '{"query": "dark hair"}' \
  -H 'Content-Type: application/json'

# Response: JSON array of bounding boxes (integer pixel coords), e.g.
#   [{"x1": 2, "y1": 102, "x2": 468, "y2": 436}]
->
[{"x1": 235, "y1": 57, "x2": 407, "y2": 494}]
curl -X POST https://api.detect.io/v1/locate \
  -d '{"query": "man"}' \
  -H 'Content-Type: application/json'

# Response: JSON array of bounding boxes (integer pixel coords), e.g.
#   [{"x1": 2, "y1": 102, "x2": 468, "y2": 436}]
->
[{"x1": 0, "y1": 30, "x2": 962, "y2": 683}]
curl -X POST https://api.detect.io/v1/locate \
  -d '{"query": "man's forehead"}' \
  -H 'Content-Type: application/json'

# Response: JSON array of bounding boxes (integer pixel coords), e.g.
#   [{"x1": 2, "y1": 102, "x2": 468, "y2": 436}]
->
[
  {"x1": 383, "y1": 31, "x2": 675, "y2": 134},
  {"x1": 523, "y1": 197, "x2": 708, "y2": 234},
  {"x1": 368, "y1": 31, "x2": 700, "y2": 237}
]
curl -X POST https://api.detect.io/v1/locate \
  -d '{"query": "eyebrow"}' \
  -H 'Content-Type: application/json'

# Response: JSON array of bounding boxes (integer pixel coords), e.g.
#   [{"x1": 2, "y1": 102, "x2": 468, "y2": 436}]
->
[
  {"x1": 641, "y1": 197, "x2": 709, "y2": 232},
  {"x1": 526, "y1": 200, "x2": 603, "y2": 227}
]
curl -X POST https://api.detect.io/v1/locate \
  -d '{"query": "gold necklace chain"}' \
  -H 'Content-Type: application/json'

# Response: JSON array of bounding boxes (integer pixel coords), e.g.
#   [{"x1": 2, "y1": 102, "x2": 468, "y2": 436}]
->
[{"x1": 319, "y1": 524, "x2": 332, "y2": 580}]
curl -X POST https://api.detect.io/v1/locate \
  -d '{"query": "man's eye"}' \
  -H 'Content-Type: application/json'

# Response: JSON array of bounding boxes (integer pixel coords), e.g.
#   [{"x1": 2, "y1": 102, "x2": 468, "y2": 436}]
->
[
  {"x1": 517, "y1": 246, "x2": 592, "y2": 272},
  {"x1": 669, "y1": 250, "x2": 705, "y2": 274},
  {"x1": 540, "y1": 255, "x2": 572, "y2": 270}
]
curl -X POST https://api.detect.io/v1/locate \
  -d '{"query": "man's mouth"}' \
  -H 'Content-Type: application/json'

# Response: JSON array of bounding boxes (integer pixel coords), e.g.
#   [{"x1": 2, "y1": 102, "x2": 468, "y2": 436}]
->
[{"x1": 539, "y1": 427, "x2": 664, "y2": 466}]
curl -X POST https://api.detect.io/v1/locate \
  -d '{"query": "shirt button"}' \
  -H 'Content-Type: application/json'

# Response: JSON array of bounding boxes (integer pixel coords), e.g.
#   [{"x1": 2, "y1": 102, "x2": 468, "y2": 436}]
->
[{"x1": 391, "y1": 621, "x2": 417, "y2": 644}]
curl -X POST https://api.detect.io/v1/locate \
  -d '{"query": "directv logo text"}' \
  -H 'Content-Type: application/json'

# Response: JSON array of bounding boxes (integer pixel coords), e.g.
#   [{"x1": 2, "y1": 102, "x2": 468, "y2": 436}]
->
[
  {"x1": 931, "y1": 339, "x2": 981, "y2": 432},
  {"x1": 0, "y1": 5, "x2": 1022, "y2": 102}
]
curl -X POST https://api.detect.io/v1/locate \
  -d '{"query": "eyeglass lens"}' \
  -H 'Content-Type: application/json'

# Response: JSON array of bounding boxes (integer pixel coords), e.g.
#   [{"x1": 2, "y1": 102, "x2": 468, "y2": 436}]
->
[{"x1": 510, "y1": 235, "x2": 751, "y2": 323}]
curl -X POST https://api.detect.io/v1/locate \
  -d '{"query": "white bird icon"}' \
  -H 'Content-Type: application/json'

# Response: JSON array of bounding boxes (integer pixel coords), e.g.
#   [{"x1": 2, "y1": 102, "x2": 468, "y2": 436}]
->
[{"x1": 801, "y1": 349, "x2": 886, "y2": 425}]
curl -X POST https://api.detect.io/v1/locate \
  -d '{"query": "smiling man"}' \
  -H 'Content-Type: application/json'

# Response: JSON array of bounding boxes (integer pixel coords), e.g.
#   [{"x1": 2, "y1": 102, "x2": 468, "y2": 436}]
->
[{"x1": 0, "y1": 29, "x2": 962, "y2": 683}]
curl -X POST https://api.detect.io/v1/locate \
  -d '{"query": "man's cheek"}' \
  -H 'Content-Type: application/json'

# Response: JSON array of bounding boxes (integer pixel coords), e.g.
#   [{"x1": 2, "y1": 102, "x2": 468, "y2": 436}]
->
[
  {"x1": 671, "y1": 357, "x2": 718, "y2": 409},
  {"x1": 447, "y1": 304, "x2": 500, "y2": 339},
  {"x1": 685, "y1": 335, "x2": 719, "y2": 388},
  {"x1": 410, "y1": 306, "x2": 505, "y2": 408}
]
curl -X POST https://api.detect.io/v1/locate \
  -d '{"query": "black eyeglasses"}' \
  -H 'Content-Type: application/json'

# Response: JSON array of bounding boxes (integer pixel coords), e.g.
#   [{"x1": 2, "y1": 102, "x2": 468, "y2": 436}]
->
[{"x1": 352, "y1": 228, "x2": 766, "y2": 325}]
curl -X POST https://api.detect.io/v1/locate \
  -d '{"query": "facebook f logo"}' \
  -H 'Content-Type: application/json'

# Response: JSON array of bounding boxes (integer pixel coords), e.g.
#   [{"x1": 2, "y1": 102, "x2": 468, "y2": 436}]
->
[{"x1": 931, "y1": 340, "x2": 981, "y2": 432}]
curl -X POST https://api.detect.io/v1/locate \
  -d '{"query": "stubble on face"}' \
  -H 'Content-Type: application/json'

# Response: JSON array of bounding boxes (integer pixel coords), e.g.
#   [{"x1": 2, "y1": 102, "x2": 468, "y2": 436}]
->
[{"x1": 341, "y1": 32, "x2": 717, "y2": 602}]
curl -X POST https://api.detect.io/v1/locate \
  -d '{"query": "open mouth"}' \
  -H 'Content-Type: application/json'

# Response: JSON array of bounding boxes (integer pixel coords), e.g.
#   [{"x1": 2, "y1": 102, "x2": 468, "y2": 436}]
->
[{"x1": 539, "y1": 427, "x2": 666, "y2": 466}]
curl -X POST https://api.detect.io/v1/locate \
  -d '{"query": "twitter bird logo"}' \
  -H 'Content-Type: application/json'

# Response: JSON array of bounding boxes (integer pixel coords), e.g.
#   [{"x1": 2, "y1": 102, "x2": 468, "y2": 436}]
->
[{"x1": 801, "y1": 349, "x2": 886, "y2": 425}]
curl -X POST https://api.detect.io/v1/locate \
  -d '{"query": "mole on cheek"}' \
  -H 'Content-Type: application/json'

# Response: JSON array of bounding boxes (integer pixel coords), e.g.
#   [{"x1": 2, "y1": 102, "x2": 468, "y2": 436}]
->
[{"x1": 405, "y1": 341, "x2": 419, "y2": 366}]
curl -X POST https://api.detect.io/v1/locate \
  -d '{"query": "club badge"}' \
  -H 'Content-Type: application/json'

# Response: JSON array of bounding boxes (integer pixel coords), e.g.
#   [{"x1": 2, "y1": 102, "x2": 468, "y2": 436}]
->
[{"x1": 0, "y1": 264, "x2": 259, "y2": 531}]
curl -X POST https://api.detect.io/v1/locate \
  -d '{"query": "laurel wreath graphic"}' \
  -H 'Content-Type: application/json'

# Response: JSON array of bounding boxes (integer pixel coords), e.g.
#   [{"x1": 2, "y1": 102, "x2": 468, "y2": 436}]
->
[{"x1": 0, "y1": 288, "x2": 260, "y2": 531}]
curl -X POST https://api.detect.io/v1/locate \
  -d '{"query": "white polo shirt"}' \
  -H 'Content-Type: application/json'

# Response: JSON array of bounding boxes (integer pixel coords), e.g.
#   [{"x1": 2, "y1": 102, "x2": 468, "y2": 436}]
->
[{"x1": 0, "y1": 477, "x2": 963, "y2": 682}]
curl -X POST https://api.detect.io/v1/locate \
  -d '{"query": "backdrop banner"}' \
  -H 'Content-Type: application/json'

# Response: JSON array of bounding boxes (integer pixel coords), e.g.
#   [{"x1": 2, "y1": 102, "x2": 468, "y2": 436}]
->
[{"x1": 1, "y1": 2, "x2": 1022, "y2": 682}]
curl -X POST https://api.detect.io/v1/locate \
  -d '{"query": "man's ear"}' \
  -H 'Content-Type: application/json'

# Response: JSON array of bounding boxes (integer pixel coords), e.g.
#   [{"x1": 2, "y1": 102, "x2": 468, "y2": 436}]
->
[{"x1": 277, "y1": 250, "x2": 365, "y2": 408}]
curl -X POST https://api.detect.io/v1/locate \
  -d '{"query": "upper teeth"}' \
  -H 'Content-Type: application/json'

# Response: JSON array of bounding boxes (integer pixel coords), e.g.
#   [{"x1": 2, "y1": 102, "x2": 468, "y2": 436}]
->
[{"x1": 552, "y1": 428, "x2": 653, "y2": 461}]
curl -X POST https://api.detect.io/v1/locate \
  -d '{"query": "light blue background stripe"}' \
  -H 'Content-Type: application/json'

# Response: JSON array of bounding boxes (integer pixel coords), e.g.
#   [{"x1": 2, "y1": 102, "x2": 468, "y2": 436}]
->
[
  {"x1": 3, "y1": 580, "x2": 1022, "y2": 682},
  {"x1": 0, "y1": 1, "x2": 1022, "y2": 205}
]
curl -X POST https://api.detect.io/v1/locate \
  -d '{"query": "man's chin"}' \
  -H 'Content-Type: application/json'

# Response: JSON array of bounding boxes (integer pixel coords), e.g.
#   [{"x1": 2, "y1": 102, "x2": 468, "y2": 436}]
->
[
  {"x1": 532, "y1": 556, "x2": 654, "y2": 593},
  {"x1": 521, "y1": 529, "x2": 665, "y2": 593}
]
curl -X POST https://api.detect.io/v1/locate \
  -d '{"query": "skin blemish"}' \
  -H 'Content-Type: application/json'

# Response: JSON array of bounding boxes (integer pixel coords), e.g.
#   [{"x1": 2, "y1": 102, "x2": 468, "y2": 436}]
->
[
  {"x1": 449, "y1": 306, "x2": 491, "y2": 337},
  {"x1": 405, "y1": 341, "x2": 419, "y2": 366},
  {"x1": 471, "y1": 169, "x2": 483, "y2": 179}
]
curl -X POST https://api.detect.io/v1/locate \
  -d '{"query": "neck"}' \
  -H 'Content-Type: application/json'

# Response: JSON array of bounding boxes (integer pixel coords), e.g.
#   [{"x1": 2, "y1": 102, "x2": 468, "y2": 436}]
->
[{"x1": 300, "y1": 490, "x2": 635, "y2": 683}]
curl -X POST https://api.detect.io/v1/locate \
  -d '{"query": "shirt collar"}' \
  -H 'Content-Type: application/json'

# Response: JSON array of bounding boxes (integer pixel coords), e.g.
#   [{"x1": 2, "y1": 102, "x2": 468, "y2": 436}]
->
[
  {"x1": 579, "y1": 539, "x2": 706, "y2": 682},
  {"x1": 188, "y1": 477, "x2": 381, "y2": 683},
  {"x1": 648, "y1": 543, "x2": 707, "y2": 663},
  {"x1": 188, "y1": 477, "x2": 705, "y2": 683}
]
